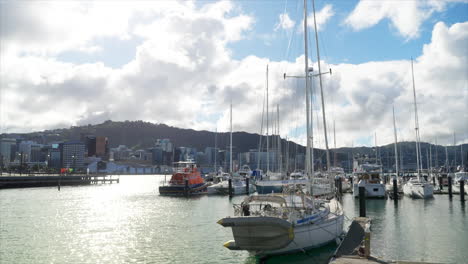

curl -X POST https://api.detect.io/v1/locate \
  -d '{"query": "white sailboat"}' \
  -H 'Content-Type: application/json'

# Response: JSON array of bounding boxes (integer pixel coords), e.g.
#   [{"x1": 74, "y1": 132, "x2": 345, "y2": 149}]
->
[
  {"x1": 218, "y1": 0, "x2": 343, "y2": 256},
  {"x1": 386, "y1": 106, "x2": 403, "y2": 193},
  {"x1": 207, "y1": 104, "x2": 253, "y2": 195},
  {"x1": 403, "y1": 59, "x2": 434, "y2": 199}
]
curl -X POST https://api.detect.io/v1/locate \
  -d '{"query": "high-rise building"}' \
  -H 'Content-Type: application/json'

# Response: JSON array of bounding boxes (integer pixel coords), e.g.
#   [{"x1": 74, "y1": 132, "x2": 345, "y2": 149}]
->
[
  {"x1": 0, "y1": 138, "x2": 17, "y2": 166},
  {"x1": 60, "y1": 141, "x2": 85, "y2": 169},
  {"x1": 96, "y1": 136, "x2": 108, "y2": 157},
  {"x1": 85, "y1": 136, "x2": 97, "y2": 156}
]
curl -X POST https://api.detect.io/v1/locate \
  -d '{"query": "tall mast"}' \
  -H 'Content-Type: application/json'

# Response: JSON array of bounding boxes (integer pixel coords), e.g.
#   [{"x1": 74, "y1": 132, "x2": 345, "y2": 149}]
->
[
  {"x1": 303, "y1": 0, "x2": 311, "y2": 178},
  {"x1": 333, "y1": 119, "x2": 336, "y2": 167},
  {"x1": 411, "y1": 58, "x2": 421, "y2": 179},
  {"x1": 214, "y1": 128, "x2": 217, "y2": 171},
  {"x1": 453, "y1": 132, "x2": 456, "y2": 166},
  {"x1": 393, "y1": 105, "x2": 399, "y2": 176},
  {"x1": 230, "y1": 102, "x2": 233, "y2": 174},
  {"x1": 257, "y1": 90, "x2": 265, "y2": 171},
  {"x1": 375, "y1": 132, "x2": 378, "y2": 164},
  {"x1": 266, "y1": 65, "x2": 270, "y2": 174},
  {"x1": 435, "y1": 137, "x2": 438, "y2": 168},
  {"x1": 277, "y1": 104, "x2": 282, "y2": 174},
  {"x1": 312, "y1": 0, "x2": 330, "y2": 171}
]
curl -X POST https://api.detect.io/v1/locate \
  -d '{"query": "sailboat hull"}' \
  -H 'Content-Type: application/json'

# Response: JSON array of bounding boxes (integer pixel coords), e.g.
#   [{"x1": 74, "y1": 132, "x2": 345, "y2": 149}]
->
[
  {"x1": 403, "y1": 182, "x2": 434, "y2": 199},
  {"x1": 219, "y1": 200, "x2": 344, "y2": 256}
]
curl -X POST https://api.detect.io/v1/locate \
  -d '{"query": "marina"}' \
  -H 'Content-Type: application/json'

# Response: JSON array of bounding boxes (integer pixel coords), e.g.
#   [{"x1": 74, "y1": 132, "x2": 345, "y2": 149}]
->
[{"x1": 0, "y1": 175, "x2": 467, "y2": 264}]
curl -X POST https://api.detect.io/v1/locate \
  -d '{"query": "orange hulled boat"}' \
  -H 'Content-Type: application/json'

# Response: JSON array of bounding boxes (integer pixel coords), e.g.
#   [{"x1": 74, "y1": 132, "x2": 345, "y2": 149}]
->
[{"x1": 159, "y1": 160, "x2": 209, "y2": 196}]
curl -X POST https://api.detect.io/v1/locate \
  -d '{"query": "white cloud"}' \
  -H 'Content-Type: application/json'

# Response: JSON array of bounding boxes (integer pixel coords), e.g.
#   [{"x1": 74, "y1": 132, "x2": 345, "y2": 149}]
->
[
  {"x1": 309, "y1": 4, "x2": 335, "y2": 31},
  {"x1": 344, "y1": 0, "x2": 466, "y2": 39},
  {"x1": 275, "y1": 13, "x2": 295, "y2": 31},
  {"x1": 0, "y1": 0, "x2": 466, "y2": 148}
]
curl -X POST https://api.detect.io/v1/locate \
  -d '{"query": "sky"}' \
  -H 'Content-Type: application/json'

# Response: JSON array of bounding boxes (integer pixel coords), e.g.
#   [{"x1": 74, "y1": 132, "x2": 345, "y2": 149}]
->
[{"x1": 0, "y1": 0, "x2": 467, "y2": 148}]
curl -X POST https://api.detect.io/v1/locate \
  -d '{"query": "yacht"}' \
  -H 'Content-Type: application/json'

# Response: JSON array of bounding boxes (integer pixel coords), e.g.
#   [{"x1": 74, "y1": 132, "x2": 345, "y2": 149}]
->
[
  {"x1": 402, "y1": 59, "x2": 433, "y2": 199},
  {"x1": 352, "y1": 157, "x2": 386, "y2": 198},
  {"x1": 452, "y1": 171, "x2": 468, "y2": 194},
  {"x1": 218, "y1": 0, "x2": 344, "y2": 256},
  {"x1": 218, "y1": 190, "x2": 343, "y2": 256}
]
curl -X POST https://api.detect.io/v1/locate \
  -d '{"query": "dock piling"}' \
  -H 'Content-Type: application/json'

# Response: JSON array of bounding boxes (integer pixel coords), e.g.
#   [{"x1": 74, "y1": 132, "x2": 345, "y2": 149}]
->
[
  {"x1": 432, "y1": 176, "x2": 436, "y2": 187},
  {"x1": 184, "y1": 179, "x2": 189, "y2": 197},
  {"x1": 393, "y1": 178, "x2": 398, "y2": 200},
  {"x1": 245, "y1": 178, "x2": 249, "y2": 194},
  {"x1": 448, "y1": 176, "x2": 452, "y2": 198},
  {"x1": 460, "y1": 180, "x2": 465, "y2": 202},
  {"x1": 439, "y1": 176, "x2": 443, "y2": 190},
  {"x1": 228, "y1": 178, "x2": 233, "y2": 197},
  {"x1": 359, "y1": 186, "x2": 366, "y2": 217}
]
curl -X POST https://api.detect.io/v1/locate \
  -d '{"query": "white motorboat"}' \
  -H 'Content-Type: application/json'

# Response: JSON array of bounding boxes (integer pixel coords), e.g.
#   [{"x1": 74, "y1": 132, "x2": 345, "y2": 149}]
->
[
  {"x1": 352, "y1": 160, "x2": 386, "y2": 198},
  {"x1": 207, "y1": 175, "x2": 254, "y2": 195}
]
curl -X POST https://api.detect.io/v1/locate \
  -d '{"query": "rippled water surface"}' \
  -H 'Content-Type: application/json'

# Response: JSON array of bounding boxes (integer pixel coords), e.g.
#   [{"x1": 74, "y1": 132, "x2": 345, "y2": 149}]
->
[{"x1": 0, "y1": 175, "x2": 466, "y2": 263}]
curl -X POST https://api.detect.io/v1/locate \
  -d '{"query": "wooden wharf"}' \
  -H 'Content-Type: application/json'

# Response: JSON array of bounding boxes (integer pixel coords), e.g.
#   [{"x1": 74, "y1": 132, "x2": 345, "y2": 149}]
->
[{"x1": 0, "y1": 174, "x2": 119, "y2": 189}]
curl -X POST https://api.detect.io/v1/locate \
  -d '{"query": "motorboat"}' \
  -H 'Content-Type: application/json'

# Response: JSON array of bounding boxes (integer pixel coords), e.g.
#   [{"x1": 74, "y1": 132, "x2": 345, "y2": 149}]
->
[
  {"x1": 159, "y1": 161, "x2": 208, "y2": 196},
  {"x1": 352, "y1": 159, "x2": 386, "y2": 198}
]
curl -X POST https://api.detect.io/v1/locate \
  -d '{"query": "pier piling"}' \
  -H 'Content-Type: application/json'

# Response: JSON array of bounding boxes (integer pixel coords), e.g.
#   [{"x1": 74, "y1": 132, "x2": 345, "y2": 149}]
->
[
  {"x1": 432, "y1": 176, "x2": 436, "y2": 187},
  {"x1": 448, "y1": 176, "x2": 452, "y2": 198},
  {"x1": 245, "y1": 178, "x2": 249, "y2": 194},
  {"x1": 393, "y1": 178, "x2": 398, "y2": 200},
  {"x1": 184, "y1": 179, "x2": 189, "y2": 197},
  {"x1": 228, "y1": 178, "x2": 232, "y2": 197},
  {"x1": 439, "y1": 176, "x2": 443, "y2": 190},
  {"x1": 359, "y1": 186, "x2": 366, "y2": 217},
  {"x1": 461, "y1": 180, "x2": 465, "y2": 202}
]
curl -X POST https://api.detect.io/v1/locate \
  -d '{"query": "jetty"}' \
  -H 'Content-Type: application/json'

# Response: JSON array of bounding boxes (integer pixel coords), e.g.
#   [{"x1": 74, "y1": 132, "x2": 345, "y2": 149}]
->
[
  {"x1": 330, "y1": 217, "x2": 442, "y2": 264},
  {"x1": 0, "y1": 174, "x2": 119, "y2": 189}
]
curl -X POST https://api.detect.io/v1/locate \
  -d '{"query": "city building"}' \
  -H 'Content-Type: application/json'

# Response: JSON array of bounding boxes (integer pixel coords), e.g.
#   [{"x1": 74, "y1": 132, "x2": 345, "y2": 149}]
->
[
  {"x1": 96, "y1": 136, "x2": 108, "y2": 157},
  {"x1": 0, "y1": 138, "x2": 17, "y2": 166},
  {"x1": 60, "y1": 141, "x2": 85, "y2": 169}
]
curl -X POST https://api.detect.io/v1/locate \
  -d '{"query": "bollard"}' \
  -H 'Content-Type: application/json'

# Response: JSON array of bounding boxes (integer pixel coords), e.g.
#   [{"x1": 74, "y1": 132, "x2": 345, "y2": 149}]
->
[
  {"x1": 460, "y1": 180, "x2": 465, "y2": 202},
  {"x1": 393, "y1": 178, "x2": 398, "y2": 200},
  {"x1": 448, "y1": 176, "x2": 452, "y2": 198},
  {"x1": 184, "y1": 179, "x2": 189, "y2": 197},
  {"x1": 245, "y1": 178, "x2": 249, "y2": 194},
  {"x1": 439, "y1": 177, "x2": 443, "y2": 191},
  {"x1": 228, "y1": 178, "x2": 233, "y2": 197},
  {"x1": 359, "y1": 186, "x2": 366, "y2": 217}
]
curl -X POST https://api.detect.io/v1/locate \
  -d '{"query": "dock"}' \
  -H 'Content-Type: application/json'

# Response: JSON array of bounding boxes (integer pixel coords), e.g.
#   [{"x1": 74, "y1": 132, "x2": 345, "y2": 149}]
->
[
  {"x1": 330, "y1": 217, "x2": 442, "y2": 264},
  {"x1": 0, "y1": 174, "x2": 119, "y2": 189}
]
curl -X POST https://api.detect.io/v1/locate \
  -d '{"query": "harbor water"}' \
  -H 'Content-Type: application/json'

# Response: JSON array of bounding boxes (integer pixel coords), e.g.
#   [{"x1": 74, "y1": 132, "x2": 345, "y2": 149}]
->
[{"x1": 0, "y1": 175, "x2": 466, "y2": 264}]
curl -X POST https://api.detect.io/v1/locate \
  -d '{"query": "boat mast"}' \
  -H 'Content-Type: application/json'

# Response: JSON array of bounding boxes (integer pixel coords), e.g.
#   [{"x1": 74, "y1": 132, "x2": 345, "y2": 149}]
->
[
  {"x1": 266, "y1": 65, "x2": 270, "y2": 174},
  {"x1": 393, "y1": 105, "x2": 399, "y2": 176},
  {"x1": 303, "y1": 0, "x2": 311, "y2": 180},
  {"x1": 312, "y1": 0, "x2": 330, "y2": 171},
  {"x1": 230, "y1": 102, "x2": 233, "y2": 174},
  {"x1": 453, "y1": 133, "x2": 456, "y2": 166},
  {"x1": 411, "y1": 58, "x2": 422, "y2": 179},
  {"x1": 257, "y1": 89, "x2": 265, "y2": 171},
  {"x1": 215, "y1": 128, "x2": 217, "y2": 172},
  {"x1": 277, "y1": 104, "x2": 282, "y2": 174}
]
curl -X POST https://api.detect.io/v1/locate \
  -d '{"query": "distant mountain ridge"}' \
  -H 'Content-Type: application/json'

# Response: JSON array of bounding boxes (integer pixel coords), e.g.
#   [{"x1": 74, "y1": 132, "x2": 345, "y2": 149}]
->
[{"x1": 2, "y1": 120, "x2": 467, "y2": 171}]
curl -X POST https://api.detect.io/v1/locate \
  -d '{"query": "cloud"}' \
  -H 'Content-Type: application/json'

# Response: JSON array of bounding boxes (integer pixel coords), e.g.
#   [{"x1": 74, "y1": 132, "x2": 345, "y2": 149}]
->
[
  {"x1": 275, "y1": 13, "x2": 295, "y2": 31},
  {"x1": 0, "y1": 0, "x2": 466, "y2": 148},
  {"x1": 344, "y1": 0, "x2": 466, "y2": 39}
]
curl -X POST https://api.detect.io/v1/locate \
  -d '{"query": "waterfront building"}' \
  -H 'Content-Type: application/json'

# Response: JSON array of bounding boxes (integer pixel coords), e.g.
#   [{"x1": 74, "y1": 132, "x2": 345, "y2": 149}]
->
[
  {"x1": 0, "y1": 138, "x2": 17, "y2": 166},
  {"x1": 155, "y1": 139, "x2": 173, "y2": 152},
  {"x1": 60, "y1": 141, "x2": 85, "y2": 169},
  {"x1": 96, "y1": 136, "x2": 108, "y2": 157}
]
